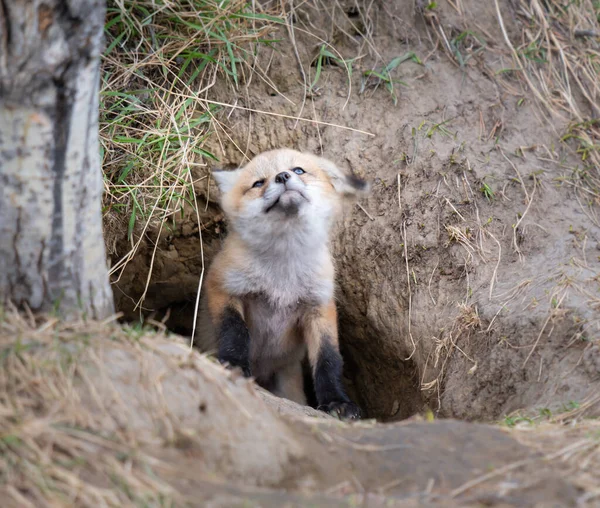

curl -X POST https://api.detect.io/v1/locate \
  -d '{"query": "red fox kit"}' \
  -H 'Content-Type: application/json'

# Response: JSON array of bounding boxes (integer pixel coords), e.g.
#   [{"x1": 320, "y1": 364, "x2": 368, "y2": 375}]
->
[{"x1": 196, "y1": 148, "x2": 368, "y2": 420}]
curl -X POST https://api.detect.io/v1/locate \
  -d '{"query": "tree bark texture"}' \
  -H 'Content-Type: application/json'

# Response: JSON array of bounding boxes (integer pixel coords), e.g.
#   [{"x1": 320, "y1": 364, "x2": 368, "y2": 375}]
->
[{"x1": 0, "y1": 0, "x2": 113, "y2": 319}]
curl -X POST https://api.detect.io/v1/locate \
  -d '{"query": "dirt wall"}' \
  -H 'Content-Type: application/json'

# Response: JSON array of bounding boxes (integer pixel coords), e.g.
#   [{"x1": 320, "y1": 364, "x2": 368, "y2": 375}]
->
[{"x1": 109, "y1": 0, "x2": 600, "y2": 422}]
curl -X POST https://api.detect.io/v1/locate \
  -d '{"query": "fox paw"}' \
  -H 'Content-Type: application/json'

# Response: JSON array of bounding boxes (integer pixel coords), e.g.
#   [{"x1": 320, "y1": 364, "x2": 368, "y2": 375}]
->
[
  {"x1": 318, "y1": 401, "x2": 361, "y2": 421},
  {"x1": 219, "y1": 359, "x2": 251, "y2": 378}
]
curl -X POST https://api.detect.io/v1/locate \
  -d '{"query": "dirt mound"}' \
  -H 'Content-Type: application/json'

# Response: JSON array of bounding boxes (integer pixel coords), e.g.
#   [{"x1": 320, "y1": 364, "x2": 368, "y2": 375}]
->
[
  {"x1": 107, "y1": 0, "x2": 600, "y2": 423},
  {"x1": 1, "y1": 315, "x2": 599, "y2": 507}
]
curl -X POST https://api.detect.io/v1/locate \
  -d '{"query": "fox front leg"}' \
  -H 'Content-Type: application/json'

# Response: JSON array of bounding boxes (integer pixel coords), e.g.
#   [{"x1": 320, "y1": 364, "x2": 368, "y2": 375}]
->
[
  {"x1": 205, "y1": 273, "x2": 251, "y2": 377},
  {"x1": 304, "y1": 301, "x2": 361, "y2": 421},
  {"x1": 217, "y1": 305, "x2": 251, "y2": 377}
]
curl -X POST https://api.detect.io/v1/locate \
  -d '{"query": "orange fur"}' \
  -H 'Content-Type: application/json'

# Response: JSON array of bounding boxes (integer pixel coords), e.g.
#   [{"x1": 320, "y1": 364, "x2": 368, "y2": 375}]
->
[{"x1": 303, "y1": 300, "x2": 338, "y2": 368}]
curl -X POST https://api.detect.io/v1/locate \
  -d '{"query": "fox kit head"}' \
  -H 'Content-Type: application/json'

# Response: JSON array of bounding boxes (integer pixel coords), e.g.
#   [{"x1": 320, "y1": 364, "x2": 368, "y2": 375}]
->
[{"x1": 212, "y1": 149, "x2": 369, "y2": 251}]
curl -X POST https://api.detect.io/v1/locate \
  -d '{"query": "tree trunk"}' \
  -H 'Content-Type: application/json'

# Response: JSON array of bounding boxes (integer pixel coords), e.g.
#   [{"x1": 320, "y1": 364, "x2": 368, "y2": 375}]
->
[{"x1": 0, "y1": 0, "x2": 113, "y2": 319}]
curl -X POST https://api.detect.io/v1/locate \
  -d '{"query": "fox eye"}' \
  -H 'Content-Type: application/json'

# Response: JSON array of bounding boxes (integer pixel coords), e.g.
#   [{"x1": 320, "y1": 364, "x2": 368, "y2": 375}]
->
[
  {"x1": 292, "y1": 167, "x2": 305, "y2": 175},
  {"x1": 252, "y1": 179, "x2": 265, "y2": 188}
]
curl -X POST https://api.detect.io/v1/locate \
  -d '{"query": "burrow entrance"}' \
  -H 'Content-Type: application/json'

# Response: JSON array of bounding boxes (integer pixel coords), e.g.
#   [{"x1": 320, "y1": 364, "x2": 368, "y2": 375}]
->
[{"x1": 108, "y1": 216, "x2": 425, "y2": 422}]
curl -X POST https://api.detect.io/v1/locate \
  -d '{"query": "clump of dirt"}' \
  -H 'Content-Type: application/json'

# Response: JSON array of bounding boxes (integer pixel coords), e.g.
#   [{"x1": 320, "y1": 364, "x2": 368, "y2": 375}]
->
[
  {"x1": 1, "y1": 314, "x2": 599, "y2": 507},
  {"x1": 108, "y1": 0, "x2": 600, "y2": 422}
]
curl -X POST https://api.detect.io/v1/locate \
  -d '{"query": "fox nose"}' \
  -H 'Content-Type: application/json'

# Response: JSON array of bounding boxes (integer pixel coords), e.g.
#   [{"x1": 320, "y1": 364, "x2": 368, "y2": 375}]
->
[{"x1": 275, "y1": 171, "x2": 291, "y2": 184}]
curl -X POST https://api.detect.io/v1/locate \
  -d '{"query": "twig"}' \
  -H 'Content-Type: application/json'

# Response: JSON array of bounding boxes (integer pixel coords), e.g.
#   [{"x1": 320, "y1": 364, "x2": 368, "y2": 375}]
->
[
  {"x1": 357, "y1": 202, "x2": 374, "y2": 221},
  {"x1": 444, "y1": 197, "x2": 467, "y2": 222},
  {"x1": 488, "y1": 230, "x2": 502, "y2": 300},
  {"x1": 428, "y1": 259, "x2": 439, "y2": 305},
  {"x1": 397, "y1": 173, "x2": 402, "y2": 215},
  {"x1": 451, "y1": 439, "x2": 591, "y2": 498},
  {"x1": 499, "y1": 147, "x2": 530, "y2": 203},
  {"x1": 522, "y1": 293, "x2": 565, "y2": 367},
  {"x1": 512, "y1": 179, "x2": 537, "y2": 261},
  {"x1": 403, "y1": 221, "x2": 417, "y2": 360},
  {"x1": 197, "y1": 97, "x2": 375, "y2": 136},
  {"x1": 283, "y1": 4, "x2": 308, "y2": 129},
  {"x1": 450, "y1": 457, "x2": 536, "y2": 498}
]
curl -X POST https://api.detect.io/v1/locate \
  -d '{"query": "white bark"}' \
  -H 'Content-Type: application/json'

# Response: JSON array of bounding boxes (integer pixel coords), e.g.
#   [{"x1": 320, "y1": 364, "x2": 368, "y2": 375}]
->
[{"x1": 0, "y1": 0, "x2": 113, "y2": 319}]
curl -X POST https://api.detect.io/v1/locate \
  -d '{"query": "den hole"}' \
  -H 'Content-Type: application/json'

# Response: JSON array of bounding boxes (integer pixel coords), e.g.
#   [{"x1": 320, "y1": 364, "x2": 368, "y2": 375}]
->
[{"x1": 113, "y1": 243, "x2": 422, "y2": 423}]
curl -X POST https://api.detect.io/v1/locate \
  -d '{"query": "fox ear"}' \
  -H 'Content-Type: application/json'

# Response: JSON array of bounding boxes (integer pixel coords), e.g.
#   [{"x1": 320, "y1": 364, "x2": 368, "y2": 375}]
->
[
  {"x1": 318, "y1": 158, "x2": 370, "y2": 197},
  {"x1": 212, "y1": 168, "x2": 242, "y2": 195}
]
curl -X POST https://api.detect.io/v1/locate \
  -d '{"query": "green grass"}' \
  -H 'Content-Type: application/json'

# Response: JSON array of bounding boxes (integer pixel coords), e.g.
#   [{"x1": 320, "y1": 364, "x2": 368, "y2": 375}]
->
[
  {"x1": 501, "y1": 399, "x2": 587, "y2": 428},
  {"x1": 100, "y1": 0, "x2": 283, "y2": 276},
  {"x1": 360, "y1": 52, "x2": 421, "y2": 105},
  {"x1": 423, "y1": 117, "x2": 455, "y2": 139},
  {"x1": 480, "y1": 182, "x2": 495, "y2": 201},
  {"x1": 561, "y1": 120, "x2": 600, "y2": 164},
  {"x1": 502, "y1": 414, "x2": 534, "y2": 427},
  {"x1": 310, "y1": 44, "x2": 356, "y2": 96},
  {"x1": 450, "y1": 30, "x2": 487, "y2": 70}
]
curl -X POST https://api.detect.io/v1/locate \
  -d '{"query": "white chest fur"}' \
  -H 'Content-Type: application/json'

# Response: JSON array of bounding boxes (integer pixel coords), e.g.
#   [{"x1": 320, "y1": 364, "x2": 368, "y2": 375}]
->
[
  {"x1": 222, "y1": 243, "x2": 334, "y2": 384},
  {"x1": 224, "y1": 246, "x2": 334, "y2": 307}
]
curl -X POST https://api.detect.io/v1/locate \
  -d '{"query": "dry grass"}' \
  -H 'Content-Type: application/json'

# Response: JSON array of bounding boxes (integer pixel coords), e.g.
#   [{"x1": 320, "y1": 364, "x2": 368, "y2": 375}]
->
[
  {"x1": 504, "y1": 409, "x2": 600, "y2": 505},
  {"x1": 0, "y1": 306, "x2": 598, "y2": 506},
  {"x1": 422, "y1": 0, "x2": 600, "y2": 237},
  {"x1": 495, "y1": 0, "x2": 600, "y2": 215},
  {"x1": 417, "y1": 0, "x2": 600, "y2": 415},
  {"x1": 448, "y1": 416, "x2": 600, "y2": 503},
  {"x1": 0, "y1": 309, "x2": 180, "y2": 507},
  {"x1": 0, "y1": 307, "x2": 296, "y2": 507},
  {"x1": 420, "y1": 302, "x2": 480, "y2": 408},
  {"x1": 100, "y1": 0, "x2": 286, "y2": 311}
]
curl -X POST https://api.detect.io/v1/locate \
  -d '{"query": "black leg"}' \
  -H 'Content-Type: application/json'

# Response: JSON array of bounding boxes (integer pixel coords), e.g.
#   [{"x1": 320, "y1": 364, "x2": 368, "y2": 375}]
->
[
  {"x1": 313, "y1": 339, "x2": 360, "y2": 420},
  {"x1": 217, "y1": 306, "x2": 251, "y2": 377},
  {"x1": 302, "y1": 355, "x2": 318, "y2": 408}
]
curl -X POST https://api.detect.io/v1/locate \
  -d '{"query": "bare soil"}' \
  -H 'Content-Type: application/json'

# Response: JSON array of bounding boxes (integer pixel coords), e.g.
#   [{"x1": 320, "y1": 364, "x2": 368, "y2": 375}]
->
[{"x1": 110, "y1": 0, "x2": 600, "y2": 423}]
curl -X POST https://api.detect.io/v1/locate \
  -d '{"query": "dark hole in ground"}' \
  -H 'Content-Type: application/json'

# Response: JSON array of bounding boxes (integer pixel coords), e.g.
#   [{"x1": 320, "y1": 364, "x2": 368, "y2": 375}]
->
[{"x1": 114, "y1": 284, "x2": 422, "y2": 422}]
